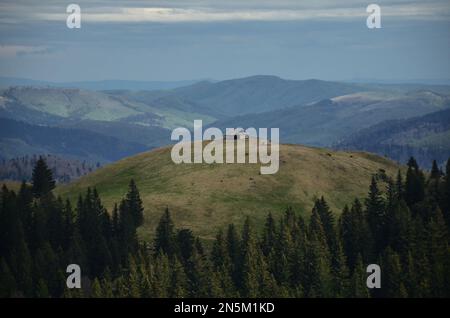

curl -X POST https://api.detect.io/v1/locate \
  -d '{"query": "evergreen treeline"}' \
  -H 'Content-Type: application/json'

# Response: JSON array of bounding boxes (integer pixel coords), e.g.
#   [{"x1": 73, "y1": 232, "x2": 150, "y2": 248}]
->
[
  {"x1": 0, "y1": 157, "x2": 449, "y2": 298},
  {"x1": 0, "y1": 154, "x2": 100, "y2": 183}
]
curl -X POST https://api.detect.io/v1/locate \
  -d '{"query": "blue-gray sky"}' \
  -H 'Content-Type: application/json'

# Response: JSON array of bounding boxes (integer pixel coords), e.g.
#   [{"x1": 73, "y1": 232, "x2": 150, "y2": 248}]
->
[{"x1": 0, "y1": 0, "x2": 449, "y2": 82}]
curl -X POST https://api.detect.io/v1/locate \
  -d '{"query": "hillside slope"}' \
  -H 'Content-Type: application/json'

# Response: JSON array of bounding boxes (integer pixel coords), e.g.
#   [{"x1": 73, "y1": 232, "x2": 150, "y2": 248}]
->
[
  {"x1": 211, "y1": 91, "x2": 450, "y2": 146},
  {"x1": 57, "y1": 143, "x2": 401, "y2": 241},
  {"x1": 336, "y1": 108, "x2": 450, "y2": 168},
  {"x1": 0, "y1": 118, "x2": 148, "y2": 162}
]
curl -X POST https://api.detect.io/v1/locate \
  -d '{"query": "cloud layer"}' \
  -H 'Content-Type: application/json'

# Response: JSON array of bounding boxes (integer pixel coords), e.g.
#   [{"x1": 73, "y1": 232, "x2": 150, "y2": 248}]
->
[
  {"x1": 0, "y1": 0, "x2": 449, "y2": 82},
  {"x1": 2, "y1": 0, "x2": 450, "y2": 24}
]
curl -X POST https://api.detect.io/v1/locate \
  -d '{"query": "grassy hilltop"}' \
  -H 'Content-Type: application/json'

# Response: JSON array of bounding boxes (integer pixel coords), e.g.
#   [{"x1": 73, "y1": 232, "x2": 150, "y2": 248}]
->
[{"x1": 57, "y1": 143, "x2": 401, "y2": 241}]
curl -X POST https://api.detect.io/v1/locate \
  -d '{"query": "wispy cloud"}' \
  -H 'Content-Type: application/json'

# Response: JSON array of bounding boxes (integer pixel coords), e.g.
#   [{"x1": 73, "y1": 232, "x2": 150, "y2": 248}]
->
[
  {"x1": 0, "y1": 45, "x2": 50, "y2": 57},
  {"x1": 39, "y1": 5, "x2": 450, "y2": 23},
  {"x1": 2, "y1": 1, "x2": 449, "y2": 24}
]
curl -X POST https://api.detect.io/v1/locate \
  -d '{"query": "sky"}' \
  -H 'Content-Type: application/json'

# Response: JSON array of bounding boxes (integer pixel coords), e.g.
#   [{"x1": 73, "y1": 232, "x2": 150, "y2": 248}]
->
[{"x1": 0, "y1": 0, "x2": 449, "y2": 82}]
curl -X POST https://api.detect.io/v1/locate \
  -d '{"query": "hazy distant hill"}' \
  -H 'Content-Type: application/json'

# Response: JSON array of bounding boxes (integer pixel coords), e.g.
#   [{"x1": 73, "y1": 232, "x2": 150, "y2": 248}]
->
[
  {"x1": 58, "y1": 119, "x2": 171, "y2": 148},
  {"x1": 1, "y1": 76, "x2": 450, "y2": 165},
  {"x1": 211, "y1": 90, "x2": 450, "y2": 147},
  {"x1": 0, "y1": 77, "x2": 200, "y2": 91},
  {"x1": 336, "y1": 108, "x2": 450, "y2": 168},
  {"x1": 160, "y1": 75, "x2": 366, "y2": 116},
  {"x1": 57, "y1": 143, "x2": 400, "y2": 241},
  {"x1": 0, "y1": 86, "x2": 214, "y2": 128},
  {"x1": 0, "y1": 118, "x2": 148, "y2": 162}
]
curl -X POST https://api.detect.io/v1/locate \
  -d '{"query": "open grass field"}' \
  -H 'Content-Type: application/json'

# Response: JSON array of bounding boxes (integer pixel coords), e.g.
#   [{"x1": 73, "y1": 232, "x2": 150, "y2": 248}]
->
[{"x1": 56, "y1": 143, "x2": 401, "y2": 241}]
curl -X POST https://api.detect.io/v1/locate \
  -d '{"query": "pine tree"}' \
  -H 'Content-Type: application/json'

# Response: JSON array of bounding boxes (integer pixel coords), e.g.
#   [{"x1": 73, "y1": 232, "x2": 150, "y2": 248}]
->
[
  {"x1": 210, "y1": 230, "x2": 236, "y2": 296},
  {"x1": 35, "y1": 279, "x2": 50, "y2": 298},
  {"x1": 427, "y1": 208, "x2": 448, "y2": 297},
  {"x1": 0, "y1": 258, "x2": 16, "y2": 297},
  {"x1": 226, "y1": 223, "x2": 241, "y2": 290},
  {"x1": 306, "y1": 211, "x2": 333, "y2": 297},
  {"x1": 331, "y1": 240, "x2": 350, "y2": 297},
  {"x1": 271, "y1": 218, "x2": 292, "y2": 286},
  {"x1": 396, "y1": 170, "x2": 404, "y2": 201},
  {"x1": 441, "y1": 158, "x2": 450, "y2": 229},
  {"x1": 126, "y1": 256, "x2": 141, "y2": 298},
  {"x1": 151, "y1": 253, "x2": 171, "y2": 297},
  {"x1": 365, "y1": 176, "x2": 387, "y2": 255},
  {"x1": 430, "y1": 160, "x2": 441, "y2": 180},
  {"x1": 100, "y1": 269, "x2": 114, "y2": 298},
  {"x1": 154, "y1": 208, "x2": 177, "y2": 258},
  {"x1": 169, "y1": 257, "x2": 188, "y2": 298},
  {"x1": 381, "y1": 247, "x2": 406, "y2": 298},
  {"x1": 349, "y1": 255, "x2": 370, "y2": 298},
  {"x1": 315, "y1": 197, "x2": 336, "y2": 252},
  {"x1": 261, "y1": 213, "x2": 276, "y2": 257},
  {"x1": 91, "y1": 278, "x2": 103, "y2": 298},
  {"x1": 31, "y1": 157, "x2": 55, "y2": 198},
  {"x1": 9, "y1": 228, "x2": 33, "y2": 296},
  {"x1": 177, "y1": 229, "x2": 195, "y2": 264},
  {"x1": 405, "y1": 157, "x2": 425, "y2": 207},
  {"x1": 125, "y1": 179, "x2": 144, "y2": 228},
  {"x1": 240, "y1": 217, "x2": 272, "y2": 298},
  {"x1": 386, "y1": 199, "x2": 413, "y2": 258}
]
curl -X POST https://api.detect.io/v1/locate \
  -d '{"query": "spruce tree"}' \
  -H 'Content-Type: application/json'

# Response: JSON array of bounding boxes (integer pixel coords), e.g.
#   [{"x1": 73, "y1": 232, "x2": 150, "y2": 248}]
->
[
  {"x1": 125, "y1": 179, "x2": 144, "y2": 228},
  {"x1": 427, "y1": 208, "x2": 448, "y2": 297},
  {"x1": 31, "y1": 157, "x2": 55, "y2": 198},
  {"x1": 154, "y1": 208, "x2": 177, "y2": 258},
  {"x1": 365, "y1": 176, "x2": 387, "y2": 254},
  {"x1": 0, "y1": 258, "x2": 16, "y2": 297},
  {"x1": 91, "y1": 278, "x2": 103, "y2": 298},
  {"x1": 349, "y1": 255, "x2": 370, "y2": 298},
  {"x1": 315, "y1": 197, "x2": 336, "y2": 252},
  {"x1": 442, "y1": 158, "x2": 450, "y2": 229},
  {"x1": 35, "y1": 279, "x2": 50, "y2": 298},
  {"x1": 177, "y1": 229, "x2": 195, "y2": 264},
  {"x1": 261, "y1": 213, "x2": 276, "y2": 257},
  {"x1": 381, "y1": 247, "x2": 406, "y2": 298},
  {"x1": 430, "y1": 160, "x2": 441, "y2": 180},
  {"x1": 211, "y1": 230, "x2": 236, "y2": 296},
  {"x1": 169, "y1": 257, "x2": 188, "y2": 298},
  {"x1": 405, "y1": 157, "x2": 425, "y2": 207},
  {"x1": 240, "y1": 218, "x2": 268, "y2": 297},
  {"x1": 226, "y1": 223, "x2": 241, "y2": 289},
  {"x1": 306, "y1": 211, "x2": 333, "y2": 297}
]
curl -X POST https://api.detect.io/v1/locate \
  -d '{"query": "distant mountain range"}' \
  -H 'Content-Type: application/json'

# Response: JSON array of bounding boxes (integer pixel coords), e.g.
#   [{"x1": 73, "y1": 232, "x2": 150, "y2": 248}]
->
[
  {"x1": 336, "y1": 108, "x2": 450, "y2": 168},
  {"x1": 1, "y1": 75, "x2": 449, "y2": 168},
  {"x1": 0, "y1": 118, "x2": 148, "y2": 162},
  {"x1": 211, "y1": 90, "x2": 450, "y2": 146},
  {"x1": 0, "y1": 77, "x2": 201, "y2": 91}
]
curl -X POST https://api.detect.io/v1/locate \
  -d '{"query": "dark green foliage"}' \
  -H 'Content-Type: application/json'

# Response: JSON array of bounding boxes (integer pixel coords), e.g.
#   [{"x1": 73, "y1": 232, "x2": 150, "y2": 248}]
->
[
  {"x1": 125, "y1": 179, "x2": 144, "y2": 228},
  {"x1": 365, "y1": 177, "x2": 387, "y2": 255},
  {"x1": 154, "y1": 208, "x2": 177, "y2": 258},
  {"x1": 31, "y1": 157, "x2": 55, "y2": 198},
  {"x1": 0, "y1": 157, "x2": 449, "y2": 298},
  {"x1": 405, "y1": 157, "x2": 426, "y2": 207}
]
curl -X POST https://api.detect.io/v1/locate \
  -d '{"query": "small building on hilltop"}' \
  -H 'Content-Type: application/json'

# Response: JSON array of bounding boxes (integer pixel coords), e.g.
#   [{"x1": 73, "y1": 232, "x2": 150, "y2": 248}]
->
[{"x1": 225, "y1": 128, "x2": 249, "y2": 140}]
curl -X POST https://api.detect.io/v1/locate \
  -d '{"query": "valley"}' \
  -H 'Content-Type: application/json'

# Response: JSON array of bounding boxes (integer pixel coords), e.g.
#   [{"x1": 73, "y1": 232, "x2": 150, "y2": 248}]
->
[{"x1": 1, "y1": 75, "x2": 448, "y2": 169}]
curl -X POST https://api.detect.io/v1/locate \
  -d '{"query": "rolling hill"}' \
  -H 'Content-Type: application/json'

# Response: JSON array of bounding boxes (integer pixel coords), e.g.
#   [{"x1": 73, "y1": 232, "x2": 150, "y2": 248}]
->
[
  {"x1": 0, "y1": 76, "x2": 200, "y2": 91},
  {"x1": 0, "y1": 118, "x2": 148, "y2": 162},
  {"x1": 2, "y1": 76, "x2": 450, "y2": 166},
  {"x1": 154, "y1": 75, "x2": 365, "y2": 116},
  {"x1": 211, "y1": 90, "x2": 450, "y2": 147},
  {"x1": 57, "y1": 143, "x2": 401, "y2": 241},
  {"x1": 0, "y1": 86, "x2": 215, "y2": 129},
  {"x1": 336, "y1": 108, "x2": 450, "y2": 168}
]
